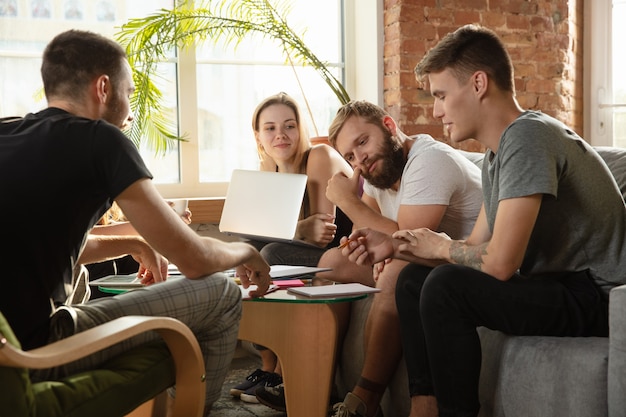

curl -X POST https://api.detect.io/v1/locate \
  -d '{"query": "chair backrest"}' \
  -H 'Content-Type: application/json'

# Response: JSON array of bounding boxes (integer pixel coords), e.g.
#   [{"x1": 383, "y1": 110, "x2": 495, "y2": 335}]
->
[
  {"x1": 0, "y1": 312, "x2": 34, "y2": 417},
  {"x1": 0, "y1": 311, "x2": 179, "y2": 417}
]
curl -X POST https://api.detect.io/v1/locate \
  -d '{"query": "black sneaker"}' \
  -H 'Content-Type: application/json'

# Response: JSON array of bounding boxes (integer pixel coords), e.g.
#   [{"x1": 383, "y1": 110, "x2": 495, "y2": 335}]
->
[
  {"x1": 240, "y1": 372, "x2": 282, "y2": 403},
  {"x1": 255, "y1": 382, "x2": 286, "y2": 412},
  {"x1": 229, "y1": 369, "x2": 270, "y2": 397}
]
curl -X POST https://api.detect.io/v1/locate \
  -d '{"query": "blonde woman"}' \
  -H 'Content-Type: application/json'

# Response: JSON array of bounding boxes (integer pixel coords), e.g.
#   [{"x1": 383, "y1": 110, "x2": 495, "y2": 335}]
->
[
  {"x1": 230, "y1": 92, "x2": 353, "y2": 410},
  {"x1": 250, "y1": 92, "x2": 353, "y2": 264}
]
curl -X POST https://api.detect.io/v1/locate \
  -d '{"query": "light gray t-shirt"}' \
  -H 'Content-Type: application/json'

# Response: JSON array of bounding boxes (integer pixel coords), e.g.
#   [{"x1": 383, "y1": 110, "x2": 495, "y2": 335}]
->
[
  {"x1": 364, "y1": 134, "x2": 483, "y2": 239},
  {"x1": 483, "y1": 111, "x2": 626, "y2": 293}
]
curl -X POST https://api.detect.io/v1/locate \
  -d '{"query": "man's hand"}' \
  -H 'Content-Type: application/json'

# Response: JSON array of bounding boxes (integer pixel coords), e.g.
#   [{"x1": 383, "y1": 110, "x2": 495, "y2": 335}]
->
[
  {"x1": 235, "y1": 252, "x2": 271, "y2": 298},
  {"x1": 130, "y1": 241, "x2": 169, "y2": 285},
  {"x1": 392, "y1": 228, "x2": 451, "y2": 261},
  {"x1": 326, "y1": 168, "x2": 362, "y2": 206},
  {"x1": 339, "y1": 228, "x2": 395, "y2": 266}
]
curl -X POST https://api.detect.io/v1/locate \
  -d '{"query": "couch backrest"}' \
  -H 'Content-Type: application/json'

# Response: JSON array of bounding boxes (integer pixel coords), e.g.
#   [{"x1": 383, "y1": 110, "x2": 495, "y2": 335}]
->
[{"x1": 594, "y1": 146, "x2": 626, "y2": 200}]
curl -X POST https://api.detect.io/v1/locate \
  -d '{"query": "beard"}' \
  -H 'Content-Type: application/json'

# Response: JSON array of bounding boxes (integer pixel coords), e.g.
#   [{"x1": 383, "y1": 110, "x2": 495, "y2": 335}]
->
[
  {"x1": 361, "y1": 131, "x2": 406, "y2": 190},
  {"x1": 102, "y1": 89, "x2": 129, "y2": 129}
]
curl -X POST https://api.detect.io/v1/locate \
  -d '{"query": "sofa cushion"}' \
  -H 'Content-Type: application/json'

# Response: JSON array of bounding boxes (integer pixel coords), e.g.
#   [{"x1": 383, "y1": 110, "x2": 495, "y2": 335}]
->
[
  {"x1": 491, "y1": 334, "x2": 608, "y2": 417},
  {"x1": 32, "y1": 341, "x2": 175, "y2": 417}
]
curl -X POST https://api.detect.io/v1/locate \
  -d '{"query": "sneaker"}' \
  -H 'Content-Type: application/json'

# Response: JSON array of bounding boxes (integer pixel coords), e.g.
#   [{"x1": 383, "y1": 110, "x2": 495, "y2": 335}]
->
[
  {"x1": 240, "y1": 372, "x2": 282, "y2": 403},
  {"x1": 255, "y1": 382, "x2": 286, "y2": 412},
  {"x1": 331, "y1": 392, "x2": 368, "y2": 417},
  {"x1": 229, "y1": 369, "x2": 270, "y2": 397}
]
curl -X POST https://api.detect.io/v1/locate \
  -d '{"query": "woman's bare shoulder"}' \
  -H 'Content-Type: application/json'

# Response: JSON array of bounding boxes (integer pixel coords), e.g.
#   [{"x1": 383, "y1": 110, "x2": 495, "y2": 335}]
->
[{"x1": 307, "y1": 143, "x2": 352, "y2": 175}]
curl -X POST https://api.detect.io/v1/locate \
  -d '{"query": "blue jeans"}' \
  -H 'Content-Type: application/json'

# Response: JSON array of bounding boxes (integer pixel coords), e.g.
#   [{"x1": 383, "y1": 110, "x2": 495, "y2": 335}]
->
[{"x1": 395, "y1": 263, "x2": 609, "y2": 417}]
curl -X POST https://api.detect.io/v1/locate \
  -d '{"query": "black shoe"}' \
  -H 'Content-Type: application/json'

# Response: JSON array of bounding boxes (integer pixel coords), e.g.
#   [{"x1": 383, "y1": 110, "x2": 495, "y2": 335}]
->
[
  {"x1": 240, "y1": 372, "x2": 282, "y2": 403},
  {"x1": 229, "y1": 369, "x2": 271, "y2": 397},
  {"x1": 255, "y1": 382, "x2": 286, "y2": 412}
]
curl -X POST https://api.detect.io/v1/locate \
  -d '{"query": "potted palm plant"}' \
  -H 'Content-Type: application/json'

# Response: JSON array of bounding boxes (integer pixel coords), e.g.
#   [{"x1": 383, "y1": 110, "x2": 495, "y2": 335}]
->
[{"x1": 116, "y1": 0, "x2": 350, "y2": 153}]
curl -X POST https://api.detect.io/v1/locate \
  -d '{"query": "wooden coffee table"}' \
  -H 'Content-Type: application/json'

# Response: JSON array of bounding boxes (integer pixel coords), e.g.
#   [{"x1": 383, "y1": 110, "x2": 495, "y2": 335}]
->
[{"x1": 238, "y1": 289, "x2": 366, "y2": 417}]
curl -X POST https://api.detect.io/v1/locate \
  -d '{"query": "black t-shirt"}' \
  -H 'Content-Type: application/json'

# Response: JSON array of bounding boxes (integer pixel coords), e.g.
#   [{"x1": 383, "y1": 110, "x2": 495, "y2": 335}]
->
[{"x1": 0, "y1": 108, "x2": 152, "y2": 349}]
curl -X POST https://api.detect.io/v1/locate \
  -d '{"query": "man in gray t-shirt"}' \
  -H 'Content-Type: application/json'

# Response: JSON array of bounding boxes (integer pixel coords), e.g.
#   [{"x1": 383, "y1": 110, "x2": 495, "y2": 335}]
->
[
  {"x1": 340, "y1": 25, "x2": 626, "y2": 417},
  {"x1": 483, "y1": 111, "x2": 626, "y2": 294}
]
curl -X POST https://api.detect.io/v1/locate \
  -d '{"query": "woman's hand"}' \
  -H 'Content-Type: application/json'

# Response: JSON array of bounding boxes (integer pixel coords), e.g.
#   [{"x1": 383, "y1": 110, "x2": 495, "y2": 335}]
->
[
  {"x1": 296, "y1": 213, "x2": 337, "y2": 247},
  {"x1": 166, "y1": 200, "x2": 193, "y2": 225}
]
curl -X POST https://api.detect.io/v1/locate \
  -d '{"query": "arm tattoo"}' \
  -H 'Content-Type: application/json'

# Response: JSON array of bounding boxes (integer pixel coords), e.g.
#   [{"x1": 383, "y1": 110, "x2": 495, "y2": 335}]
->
[{"x1": 449, "y1": 241, "x2": 488, "y2": 271}]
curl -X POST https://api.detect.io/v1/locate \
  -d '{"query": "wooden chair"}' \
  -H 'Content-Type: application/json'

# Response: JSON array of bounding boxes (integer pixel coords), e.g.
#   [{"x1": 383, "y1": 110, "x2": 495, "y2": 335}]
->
[{"x1": 0, "y1": 312, "x2": 205, "y2": 417}]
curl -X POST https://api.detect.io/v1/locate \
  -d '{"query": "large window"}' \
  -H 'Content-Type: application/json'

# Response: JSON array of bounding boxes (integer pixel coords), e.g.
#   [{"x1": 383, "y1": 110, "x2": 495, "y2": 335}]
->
[
  {"x1": 0, "y1": 0, "x2": 381, "y2": 198},
  {"x1": 585, "y1": 0, "x2": 626, "y2": 147}
]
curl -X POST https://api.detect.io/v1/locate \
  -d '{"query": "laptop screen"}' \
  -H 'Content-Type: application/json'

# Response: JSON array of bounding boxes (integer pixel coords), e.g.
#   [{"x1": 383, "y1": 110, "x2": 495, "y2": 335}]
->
[{"x1": 218, "y1": 169, "x2": 307, "y2": 242}]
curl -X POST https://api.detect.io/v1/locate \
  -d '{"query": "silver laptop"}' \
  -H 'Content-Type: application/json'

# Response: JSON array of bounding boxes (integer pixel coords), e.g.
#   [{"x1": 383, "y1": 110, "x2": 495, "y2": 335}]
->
[{"x1": 219, "y1": 169, "x2": 317, "y2": 247}]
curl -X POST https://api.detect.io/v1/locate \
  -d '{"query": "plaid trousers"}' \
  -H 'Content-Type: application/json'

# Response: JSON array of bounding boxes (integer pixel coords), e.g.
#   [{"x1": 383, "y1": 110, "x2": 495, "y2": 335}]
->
[{"x1": 35, "y1": 273, "x2": 242, "y2": 414}]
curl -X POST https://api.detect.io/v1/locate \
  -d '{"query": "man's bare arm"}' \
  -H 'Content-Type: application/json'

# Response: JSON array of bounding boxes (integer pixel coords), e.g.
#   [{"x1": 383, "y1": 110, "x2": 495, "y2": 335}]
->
[
  {"x1": 449, "y1": 241, "x2": 488, "y2": 271},
  {"x1": 445, "y1": 195, "x2": 542, "y2": 280}
]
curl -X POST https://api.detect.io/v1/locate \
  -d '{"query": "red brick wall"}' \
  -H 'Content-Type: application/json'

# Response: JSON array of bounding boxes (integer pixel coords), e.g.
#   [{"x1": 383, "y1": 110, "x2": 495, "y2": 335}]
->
[{"x1": 383, "y1": 0, "x2": 584, "y2": 151}]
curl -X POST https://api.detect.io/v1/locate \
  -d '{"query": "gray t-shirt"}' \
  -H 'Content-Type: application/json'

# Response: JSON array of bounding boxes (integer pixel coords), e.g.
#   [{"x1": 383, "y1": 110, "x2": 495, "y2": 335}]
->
[
  {"x1": 483, "y1": 111, "x2": 626, "y2": 293},
  {"x1": 364, "y1": 134, "x2": 483, "y2": 239}
]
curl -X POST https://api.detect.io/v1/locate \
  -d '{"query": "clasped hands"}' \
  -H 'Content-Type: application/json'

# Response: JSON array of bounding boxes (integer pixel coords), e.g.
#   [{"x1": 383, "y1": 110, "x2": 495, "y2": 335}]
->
[{"x1": 338, "y1": 227, "x2": 451, "y2": 267}]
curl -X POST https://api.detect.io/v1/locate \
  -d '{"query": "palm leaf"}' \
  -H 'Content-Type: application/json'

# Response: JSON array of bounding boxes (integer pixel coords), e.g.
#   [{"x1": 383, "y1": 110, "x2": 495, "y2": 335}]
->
[{"x1": 116, "y1": 0, "x2": 349, "y2": 154}]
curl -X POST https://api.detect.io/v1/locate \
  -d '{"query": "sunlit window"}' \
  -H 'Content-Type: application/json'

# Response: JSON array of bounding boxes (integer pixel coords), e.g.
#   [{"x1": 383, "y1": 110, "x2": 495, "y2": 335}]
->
[
  {"x1": 0, "y1": 0, "x2": 346, "y2": 197},
  {"x1": 193, "y1": 1, "x2": 343, "y2": 182},
  {"x1": 613, "y1": 0, "x2": 626, "y2": 146},
  {"x1": 586, "y1": 0, "x2": 626, "y2": 147}
]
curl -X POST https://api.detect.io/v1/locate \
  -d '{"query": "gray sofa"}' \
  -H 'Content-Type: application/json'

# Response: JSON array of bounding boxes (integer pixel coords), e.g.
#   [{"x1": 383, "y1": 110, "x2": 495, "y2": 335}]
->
[{"x1": 334, "y1": 146, "x2": 626, "y2": 417}]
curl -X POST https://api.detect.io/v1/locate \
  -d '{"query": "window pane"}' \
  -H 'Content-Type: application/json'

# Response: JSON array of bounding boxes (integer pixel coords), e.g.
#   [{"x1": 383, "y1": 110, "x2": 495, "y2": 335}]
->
[
  {"x1": 138, "y1": 61, "x2": 181, "y2": 184},
  {"x1": 0, "y1": 0, "x2": 178, "y2": 183},
  {"x1": 196, "y1": 63, "x2": 342, "y2": 181},
  {"x1": 614, "y1": 0, "x2": 626, "y2": 147},
  {"x1": 1, "y1": 0, "x2": 346, "y2": 191},
  {"x1": 195, "y1": 0, "x2": 343, "y2": 182}
]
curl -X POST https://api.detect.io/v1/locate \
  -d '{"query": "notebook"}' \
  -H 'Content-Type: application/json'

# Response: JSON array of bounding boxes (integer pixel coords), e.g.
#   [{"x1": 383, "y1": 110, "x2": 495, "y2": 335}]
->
[
  {"x1": 219, "y1": 169, "x2": 317, "y2": 247},
  {"x1": 287, "y1": 283, "x2": 381, "y2": 298}
]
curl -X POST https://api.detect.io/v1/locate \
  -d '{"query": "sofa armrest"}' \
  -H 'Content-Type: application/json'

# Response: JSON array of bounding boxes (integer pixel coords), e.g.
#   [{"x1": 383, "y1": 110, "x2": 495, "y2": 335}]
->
[{"x1": 609, "y1": 284, "x2": 626, "y2": 417}]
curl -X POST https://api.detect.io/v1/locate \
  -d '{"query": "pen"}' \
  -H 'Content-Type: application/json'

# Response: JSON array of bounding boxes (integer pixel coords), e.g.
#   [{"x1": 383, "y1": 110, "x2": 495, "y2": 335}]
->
[{"x1": 338, "y1": 239, "x2": 354, "y2": 249}]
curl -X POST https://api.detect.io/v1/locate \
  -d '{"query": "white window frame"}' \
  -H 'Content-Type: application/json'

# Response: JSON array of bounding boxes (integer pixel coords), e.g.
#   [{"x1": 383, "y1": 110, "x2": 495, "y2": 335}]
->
[
  {"x1": 155, "y1": 0, "x2": 383, "y2": 199},
  {"x1": 584, "y1": 0, "x2": 626, "y2": 146}
]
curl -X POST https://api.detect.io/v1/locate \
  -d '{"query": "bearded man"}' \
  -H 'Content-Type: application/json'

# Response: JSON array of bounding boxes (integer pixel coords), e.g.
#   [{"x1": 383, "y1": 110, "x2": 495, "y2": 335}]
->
[{"x1": 319, "y1": 100, "x2": 482, "y2": 417}]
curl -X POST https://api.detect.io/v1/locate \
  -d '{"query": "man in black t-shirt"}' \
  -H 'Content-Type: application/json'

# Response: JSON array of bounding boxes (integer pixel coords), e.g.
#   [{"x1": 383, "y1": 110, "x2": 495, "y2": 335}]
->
[{"x1": 0, "y1": 30, "x2": 271, "y2": 416}]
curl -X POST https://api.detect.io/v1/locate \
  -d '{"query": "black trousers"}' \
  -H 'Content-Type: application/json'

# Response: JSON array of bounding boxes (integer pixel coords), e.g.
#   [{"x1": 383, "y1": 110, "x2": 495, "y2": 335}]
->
[{"x1": 395, "y1": 263, "x2": 609, "y2": 417}]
